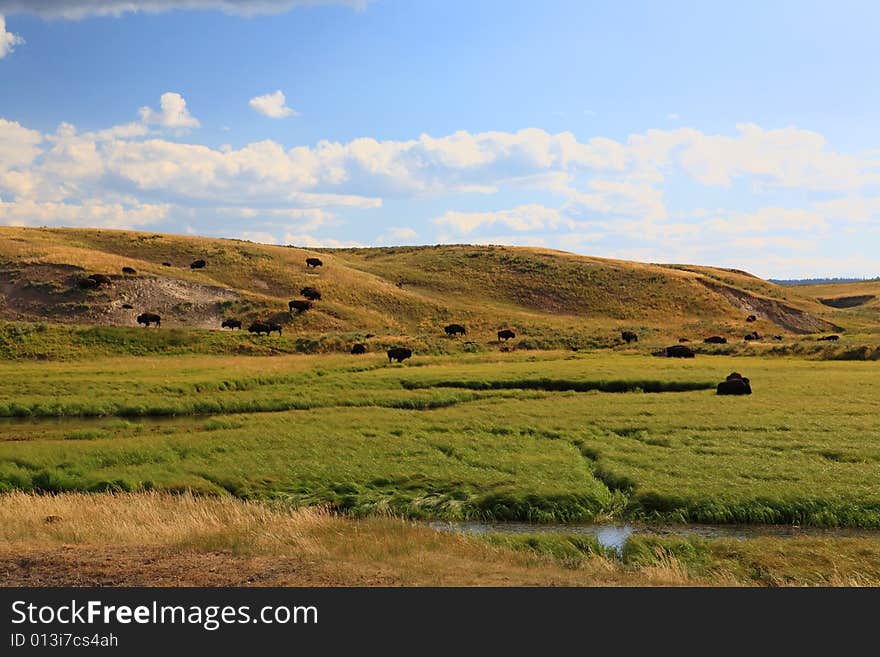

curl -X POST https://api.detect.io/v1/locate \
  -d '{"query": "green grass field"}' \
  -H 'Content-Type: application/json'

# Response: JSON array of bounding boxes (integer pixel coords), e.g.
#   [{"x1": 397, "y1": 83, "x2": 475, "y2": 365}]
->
[{"x1": 2, "y1": 350, "x2": 878, "y2": 527}]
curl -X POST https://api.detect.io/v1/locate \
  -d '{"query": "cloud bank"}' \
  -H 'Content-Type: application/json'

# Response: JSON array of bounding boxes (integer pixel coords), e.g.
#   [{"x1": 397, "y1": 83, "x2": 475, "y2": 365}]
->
[
  {"x1": 0, "y1": 1, "x2": 369, "y2": 20},
  {"x1": 1, "y1": 94, "x2": 879, "y2": 274}
]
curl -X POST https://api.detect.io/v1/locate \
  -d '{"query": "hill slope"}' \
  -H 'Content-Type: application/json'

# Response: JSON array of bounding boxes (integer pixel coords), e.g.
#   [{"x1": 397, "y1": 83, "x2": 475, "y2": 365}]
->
[{"x1": 0, "y1": 227, "x2": 843, "y2": 347}]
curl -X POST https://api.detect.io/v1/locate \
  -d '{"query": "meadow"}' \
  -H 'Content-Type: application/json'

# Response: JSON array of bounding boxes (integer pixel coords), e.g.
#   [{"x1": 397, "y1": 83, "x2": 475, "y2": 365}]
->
[{"x1": 2, "y1": 349, "x2": 878, "y2": 528}]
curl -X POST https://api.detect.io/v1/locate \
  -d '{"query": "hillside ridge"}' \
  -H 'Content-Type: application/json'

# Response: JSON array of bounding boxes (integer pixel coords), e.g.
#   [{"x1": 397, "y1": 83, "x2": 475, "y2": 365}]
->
[{"x1": 0, "y1": 227, "x2": 848, "y2": 342}]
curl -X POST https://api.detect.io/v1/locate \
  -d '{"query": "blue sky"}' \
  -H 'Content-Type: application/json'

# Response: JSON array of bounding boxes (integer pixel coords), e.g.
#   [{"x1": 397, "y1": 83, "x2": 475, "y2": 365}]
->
[{"x1": 1, "y1": 1, "x2": 879, "y2": 278}]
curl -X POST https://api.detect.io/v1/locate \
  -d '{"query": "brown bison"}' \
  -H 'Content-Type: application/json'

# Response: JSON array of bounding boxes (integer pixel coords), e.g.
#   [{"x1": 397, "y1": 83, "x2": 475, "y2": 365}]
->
[
  {"x1": 221, "y1": 318, "x2": 242, "y2": 330},
  {"x1": 306, "y1": 257, "x2": 323, "y2": 268},
  {"x1": 744, "y1": 331, "x2": 760, "y2": 341},
  {"x1": 289, "y1": 299, "x2": 312, "y2": 314},
  {"x1": 88, "y1": 273, "x2": 112, "y2": 287},
  {"x1": 497, "y1": 329, "x2": 516, "y2": 341},
  {"x1": 266, "y1": 322, "x2": 282, "y2": 336},
  {"x1": 121, "y1": 303, "x2": 134, "y2": 309},
  {"x1": 746, "y1": 315, "x2": 757, "y2": 322},
  {"x1": 136, "y1": 312, "x2": 161, "y2": 327},
  {"x1": 678, "y1": 337, "x2": 690, "y2": 343},
  {"x1": 300, "y1": 286, "x2": 322, "y2": 301},
  {"x1": 717, "y1": 372, "x2": 752, "y2": 395},
  {"x1": 387, "y1": 347, "x2": 412, "y2": 363},
  {"x1": 351, "y1": 343, "x2": 367, "y2": 355},
  {"x1": 621, "y1": 331, "x2": 638, "y2": 344},
  {"x1": 190, "y1": 259, "x2": 206, "y2": 269},
  {"x1": 122, "y1": 266, "x2": 136, "y2": 275},
  {"x1": 162, "y1": 262, "x2": 172, "y2": 267},
  {"x1": 664, "y1": 345, "x2": 695, "y2": 358},
  {"x1": 817, "y1": 335, "x2": 840, "y2": 341},
  {"x1": 444, "y1": 324, "x2": 466, "y2": 337},
  {"x1": 77, "y1": 277, "x2": 100, "y2": 290},
  {"x1": 703, "y1": 336, "x2": 727, "y2": 344},
  {"x1": 248, "y1": 322, "x2": 271, "y2": 336}
]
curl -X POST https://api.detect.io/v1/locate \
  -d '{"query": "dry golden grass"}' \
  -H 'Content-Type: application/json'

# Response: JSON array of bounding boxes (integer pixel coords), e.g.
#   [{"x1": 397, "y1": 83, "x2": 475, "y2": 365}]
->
[{"x1": 2, "y1": 493, "x2": 878, "y2": 587}]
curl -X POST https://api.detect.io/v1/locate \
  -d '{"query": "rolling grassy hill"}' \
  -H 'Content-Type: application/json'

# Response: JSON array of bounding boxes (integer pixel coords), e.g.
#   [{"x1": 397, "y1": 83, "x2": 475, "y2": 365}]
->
[{"x1": 0, "y1": 226, "x2": 855, "y2": 359}]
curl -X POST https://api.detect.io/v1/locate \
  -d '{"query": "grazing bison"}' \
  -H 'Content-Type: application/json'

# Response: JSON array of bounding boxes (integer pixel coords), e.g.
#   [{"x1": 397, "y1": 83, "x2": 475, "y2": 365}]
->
[
  {"x1": 772, "y1": 335, "x2": 783, "y2": 341},
  {"x1": 678, "y1": 337, "x2": 690, "y2": 343},
  {"x1": 744, "y1": 331, "x2": 760, "y2": 341},
  {"x1": 289, "y1": 299, "x2": 312, "y2": 314},
  {"x1": 122, "y1": 266, "x2": 136, "y2": 275},
  {"x1": 746, "y1": 315, "x2": 757, "y2": 322},
  {"x1": 121, "y1": 303, "x2": 134, "y2": 309},
  {"x1": 306, "y1": 257, "x2": 323, "y2": 268},
  {"x1": 621, "y1": 331, "x2": 639, "y2": 344},
  {"x1": 497, "y1": 329, "x2": 516, "y2": 341},
  {"x1": 78, "y1": 277, "x2": 100, "y2": 290},
  {"x1": 266, "y1": 322, "x2": 283, "y2": 336},
  {"x1": 351, "y1": 343, "x2": 367, "y2": 355},
  {"x1": 664, "y1": 345, "x2": 695, "y2": 358},
  {"x1": 817, "y1": 335, "x2": 840, "y2": 341},
  {"x1": 221, "y1": 318, "x2": 242, "y2": 330},
  {"x1": 136, "y1": 312, "x2": 161, "y2": 327},
  {"x1": 387, "y1": 347, "x2": 412, "y2": 363},
  {"x1": 703, "y1": 336, "x2": 727, "y2": 344},
  {"x1": 248, "y1": 321, "x2": 271, "y2": 336},
  {"x1": 190, "y1": 259, "x2": 206, "y2": 269},
  {"x1": 717, "y1": 372, "x2": 752, "y2": 395},
  {"x1": 300, "y1": 286, "x2": 322, "y2": 301},
  {"x1": 444, "y1": 323, "x2": 467, "y2": 337},
  {"x1": 162, "y1": 262, "x2": 172, "y2": 267},
  {"x1": 88, "y1": 274, "x2": 112, "y2": 286}
]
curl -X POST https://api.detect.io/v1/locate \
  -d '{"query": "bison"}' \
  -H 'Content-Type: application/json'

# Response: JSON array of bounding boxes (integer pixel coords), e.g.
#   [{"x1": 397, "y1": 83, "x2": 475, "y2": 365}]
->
[
  {"x1": 190, "y1": 259, "x2": 206, "y2": 269},
  {"x1": 221, "y1": 318, "x2": 242, "y2": 330},
  {"x1": 717, "y1": 372, "x2": 752, "y2": 395},
  {"x1": 162, "y1": 262, "x2": 172, "y2": 267},
  {"x1": 444, "y1": 323, "x2": 467, "y2": 337},
  {"x1": 248, "y1": 322, "x2": 271, "y2": 336},
  {"x1": 387, "y1": 347, "x2": 412, "y2": 363},
  {"x1": 88, "y1": 274, "x2": 112, "y2": 287},
  {"x1": 744, "y1": 331, "x2": 760, "y2": 341},
  {"x1": 122, "y1": 266, "x2": 137, "y2": 275},
  {"x1": 664, "y1": 345, "x2": 695, "y2": 358},
  {"x1": 289, "y1": 299, "x2": 312, "y2": 314},
  {"x1": 772, "y1": 335, "x2": 783, "y2": 341},
  {"x1": 77, "y1": 277, "x2": 100, "y2": 290},
  {"x1": 300, "y1": 286, "x2": 322, "y2": 301},
  {"x1": 121, "y1": 303, "x2": 134, "y2": 310},
  {"x1": 746, "y1": 315, "x2": 757, "y2": 322},
  {"x1": 351, "y1": 343, "x2": 367, "y2": 355},
  {"x1": 266, "y1": 322, "x2": 283, "y2": 336},
  {"x1": 678, "y1": 337, "x2": 690, "y2": 343},
  {"x1": 703, "y1": 336, "x2": 727, "y2": 344},
  {"x1": 136, "y1": 312, "x2": 161, "y2": 327},
  {"x1": 817, "y1": 335, "x2": 840, "y2": 341},
  {"x1": 306, "y1": 257, "x2": 323, "y2": 268},
  {"x1": 621, "y1": 331, "x2": 638, "y2": 344},
  {"x1": 497, "y1": 329, "x2": 516, "y2": 341}
]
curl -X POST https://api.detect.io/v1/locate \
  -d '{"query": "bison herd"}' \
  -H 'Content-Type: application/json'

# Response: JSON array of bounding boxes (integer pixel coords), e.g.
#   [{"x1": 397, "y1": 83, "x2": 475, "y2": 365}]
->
[{"x1": 78, "y1": 255, "x2": 846, "y2": 391}]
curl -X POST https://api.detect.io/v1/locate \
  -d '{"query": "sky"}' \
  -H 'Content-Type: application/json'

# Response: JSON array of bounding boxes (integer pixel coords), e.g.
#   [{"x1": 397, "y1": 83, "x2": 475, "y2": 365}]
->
[{"x1": 1, "y1": 1, "x2": 879, "y2": 278}]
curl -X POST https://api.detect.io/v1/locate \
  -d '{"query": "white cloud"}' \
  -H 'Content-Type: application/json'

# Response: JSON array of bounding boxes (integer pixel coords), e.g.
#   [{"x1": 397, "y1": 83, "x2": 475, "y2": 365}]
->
[
  {"x1": 283, "y1": 232, "x2": 364, "y2": 248},
  {"x1": 434, "y1": 204, "x2": 572, "y2": 235},
  {"x1": 388, "y1": 226, "x2": 417, "y2": 240},
  {"x1": 0, "y1": 118, "x2": 42, "y2": 169},
  {"x1": 237, "y1": 231, "x2": 278, "y2": 245},
  {"x1": 0, "y1": 1, "x2": 369, "y2": 19},
  {"x1": 138, "y1": 92, "x2": 200, "y2": 131},
  {"x1": 0, "y1": 198, "x2": 169, "y2": 227},
  {"x1": 249, "y1": 90, "x2": 297, "y2": 119},
  {"x1": 0, "y1": 14, "x2": 23, "y2": 59}
]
